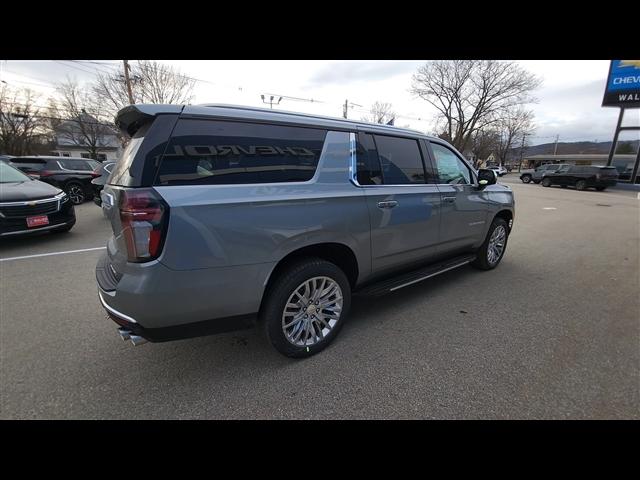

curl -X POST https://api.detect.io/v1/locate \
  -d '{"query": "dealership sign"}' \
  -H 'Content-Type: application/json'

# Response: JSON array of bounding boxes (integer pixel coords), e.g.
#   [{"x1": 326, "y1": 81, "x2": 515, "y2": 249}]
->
[{"x1": 602, "y1": 60, "x2": 640, "y2": 107}]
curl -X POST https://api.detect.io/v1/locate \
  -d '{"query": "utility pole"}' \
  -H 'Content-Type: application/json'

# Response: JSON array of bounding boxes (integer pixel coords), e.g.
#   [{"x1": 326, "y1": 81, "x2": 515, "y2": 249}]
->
[
  {"x1": 553, "y1": 134, "x2": 559, "y2": 156},
  {"x1": 342, "y1": 99, "x2": 362, "y2": 119},
  {"x1": 261, "y1": 95, "x2": 282, "y2": 109},
  {"x1": 518, "y1": 133, "x2": 528, "y2": 172},
  {"x1": 123, "y1": 60, "x2": 134, "y2": 105}
]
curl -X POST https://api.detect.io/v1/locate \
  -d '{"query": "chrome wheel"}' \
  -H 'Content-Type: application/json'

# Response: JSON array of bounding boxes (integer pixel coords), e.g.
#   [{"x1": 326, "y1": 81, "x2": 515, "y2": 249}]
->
[
  {"x1": 282, "y1": 276, "x2": 343, "y2": 347},
  {"x1": 66, "y1": 185, "x2": 85, "y2": 204},
  {"x1": 487, "y1": 225, "x2": 506, "y2": 265}
]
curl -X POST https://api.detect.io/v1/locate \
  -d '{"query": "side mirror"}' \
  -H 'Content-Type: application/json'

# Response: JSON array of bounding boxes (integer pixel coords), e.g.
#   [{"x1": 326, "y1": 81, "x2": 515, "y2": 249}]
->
[{"x1": 477, "y1": 168, "x2": 497, "y2": 188}]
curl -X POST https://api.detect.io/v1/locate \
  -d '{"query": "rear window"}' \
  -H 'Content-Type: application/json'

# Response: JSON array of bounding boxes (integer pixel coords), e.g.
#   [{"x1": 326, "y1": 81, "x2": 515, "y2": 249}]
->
[
  {"x1": 155, "y1": 119, "x2": 326, "y2": 185},
  {"x1": 57, "y1": 159, "x2": 94, "y2": 171}
]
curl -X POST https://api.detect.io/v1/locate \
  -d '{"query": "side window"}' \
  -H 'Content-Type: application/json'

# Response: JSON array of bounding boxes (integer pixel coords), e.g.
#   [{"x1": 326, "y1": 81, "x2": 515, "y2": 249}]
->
[
  {"x1": 355, "y1": 133, "x2": 382, "y2": 185},
  {"x1": 372, "y1": 134, "x2": 425, "y2": 184},
  {"x1": 430, "y1": 143, "x2": 472, "y2": 184},
  {"x1": 156, "y1": 120, "x2": 326, "y2": 185}
]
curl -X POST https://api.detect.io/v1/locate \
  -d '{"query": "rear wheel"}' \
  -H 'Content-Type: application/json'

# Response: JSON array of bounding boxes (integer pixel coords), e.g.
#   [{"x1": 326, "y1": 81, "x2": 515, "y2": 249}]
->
[
  {"x1": 65, "y1": 183, "x2": 85, "y2": 204},
  {"x1": 541, "y1": 177, "x2": 552, "y2": 187},
  {"x1": 576, "y1": 180, "x2": 587, "y2": 191},
  {"x1": 472, "y1": 218, "x2": 509, "y2": 271},
  {"x1": 261, "y1": 258, "x2": 351, "y2": 358},
  {"x1": 521, "y1": 175, "x2": 532, "y2": 183}
]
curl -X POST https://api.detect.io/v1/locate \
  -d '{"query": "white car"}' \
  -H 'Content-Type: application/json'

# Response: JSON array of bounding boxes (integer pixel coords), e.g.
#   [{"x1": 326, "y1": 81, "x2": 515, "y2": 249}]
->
[{"x1": 489, "y1": 165, "x2": 507, "y2": 177}]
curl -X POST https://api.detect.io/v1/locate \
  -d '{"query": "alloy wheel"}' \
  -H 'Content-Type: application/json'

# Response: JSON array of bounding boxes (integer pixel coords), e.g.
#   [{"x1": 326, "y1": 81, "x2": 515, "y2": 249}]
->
[{"x1": 282, "y1": 276, "x2": 343, "y2": 347}]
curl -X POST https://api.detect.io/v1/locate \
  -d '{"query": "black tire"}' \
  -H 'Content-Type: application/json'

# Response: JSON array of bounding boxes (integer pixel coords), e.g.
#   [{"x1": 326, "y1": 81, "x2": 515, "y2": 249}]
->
[
  {"x1": 65, "y1": 183, "x2": 85, "y2": 204},
  {"x1": 261, "y1": 257, "x2": 351, "y2": 358},
  {"x1": 576, "y1": 180, "x2": 587, "y2": 191},
  {"x1": 521, "y1": 175, "x2": 532, "y2": 184},
  {"x1": 595, "y1": 186, "x2": 606, "y2": 191},
  {"x1": 541, "y1": 177, "x2": 552, "y2": 187},
  {"x1": 472, "y1": 217, "x2": 509, "y2": 271},
  {"x1": 533, "y1": 179, "x2": 541, "y2": 184}
]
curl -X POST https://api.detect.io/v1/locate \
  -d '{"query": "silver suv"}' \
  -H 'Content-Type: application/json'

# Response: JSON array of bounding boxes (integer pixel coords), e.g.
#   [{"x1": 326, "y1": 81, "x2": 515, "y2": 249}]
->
[{"x1": 96, "y1": 104, "x2": 515, "y2": 357}]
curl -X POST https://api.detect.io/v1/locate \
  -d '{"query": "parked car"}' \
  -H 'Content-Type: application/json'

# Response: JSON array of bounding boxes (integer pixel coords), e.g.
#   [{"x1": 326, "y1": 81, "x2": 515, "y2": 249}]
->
[
  {"x1": 91, "y1": 161, "x2": 116, "y2": 207},
  {"x1": 541, "y1": 165, "x2": 619, "y2": 191},
  {"x1": 10, "y1": 156, "x2": 101, "y2": 204},
  {"x1": 489, "y1": 165, "x2": 507, "y2": 177},
  {"x1": 96, "y1": 104, "x2": 515, "y2": 357},
  {"x1": 519, "y1": 164, "x2": 570, "y2": 184},
  {"x1": 0, "y1": 161, "x2": 75, "y2": 237}
]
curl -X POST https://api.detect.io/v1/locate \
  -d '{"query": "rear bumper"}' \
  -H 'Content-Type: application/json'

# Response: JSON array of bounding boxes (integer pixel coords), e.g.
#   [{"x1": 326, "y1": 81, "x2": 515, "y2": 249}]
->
[
  {"x1": 98, "y1": 288, "x2": 256, "y2": 342},
  {"x1": 95, "y1": 251, "x2": 274, "y2": 341}
]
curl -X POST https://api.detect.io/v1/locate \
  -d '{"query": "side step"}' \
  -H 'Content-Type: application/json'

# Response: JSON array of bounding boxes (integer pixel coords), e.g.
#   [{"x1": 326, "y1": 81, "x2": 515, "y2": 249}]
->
[{"x1": 355, "y1": 254, "x2": 476, "y2": 297}]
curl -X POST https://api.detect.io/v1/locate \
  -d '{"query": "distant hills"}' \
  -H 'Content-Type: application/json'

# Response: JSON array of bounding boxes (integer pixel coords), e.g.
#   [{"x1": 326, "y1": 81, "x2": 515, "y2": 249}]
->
[{"x1": 516, "y1": 140, "x2": 639, "y2": 157}]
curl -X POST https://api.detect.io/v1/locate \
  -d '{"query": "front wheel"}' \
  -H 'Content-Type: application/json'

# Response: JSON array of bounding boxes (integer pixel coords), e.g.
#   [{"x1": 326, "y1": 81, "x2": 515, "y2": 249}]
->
[
  {"x1": 576, "y1": 180, "x2": 587, "y2": 191},
  {"x1": 65, "y1": 183, "x2": 85, "y2": 204},
  {"x1": 521, "y1": 175, "x2": 532, "y2": 183},
  {"x1": 472, "y1": 218, "x2": 509, "y2": 271},
  {"x1": 261, "y1": 258, "x2": 351, "y2": 358}
]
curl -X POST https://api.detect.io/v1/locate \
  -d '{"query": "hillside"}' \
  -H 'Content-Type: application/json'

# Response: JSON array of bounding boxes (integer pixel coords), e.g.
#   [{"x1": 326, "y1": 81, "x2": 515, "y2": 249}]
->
[{"x1": 514, "y1": 140, "x2": 639, "y2": 157}]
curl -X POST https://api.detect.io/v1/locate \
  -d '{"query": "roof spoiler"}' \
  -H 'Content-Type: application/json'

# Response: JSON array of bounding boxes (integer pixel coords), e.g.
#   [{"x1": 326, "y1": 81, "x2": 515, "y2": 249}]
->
[{"x1": 115, "y1": 104, "x2": 184, "y2": 137}]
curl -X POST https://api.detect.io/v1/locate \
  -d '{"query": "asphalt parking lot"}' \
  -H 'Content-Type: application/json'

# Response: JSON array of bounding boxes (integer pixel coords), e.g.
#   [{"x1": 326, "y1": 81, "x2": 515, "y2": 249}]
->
[{"x1": 1, "y1": 177, "x2": 639, "y2": 419}]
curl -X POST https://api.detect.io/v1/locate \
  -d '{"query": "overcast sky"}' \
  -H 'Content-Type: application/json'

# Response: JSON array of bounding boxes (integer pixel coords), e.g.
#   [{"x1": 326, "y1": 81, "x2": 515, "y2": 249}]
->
[{"x1": 2, "y1": 60, "x2": 638, "y2": 146}]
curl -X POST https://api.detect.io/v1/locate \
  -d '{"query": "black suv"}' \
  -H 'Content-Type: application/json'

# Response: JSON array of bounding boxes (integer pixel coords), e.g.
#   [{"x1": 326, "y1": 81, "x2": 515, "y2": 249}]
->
[
  {"x1": 541, "y1": 165, "x2": 619, "y2": 191},
  {"x1": 10, "y1": 156, "x2": 101, "y2": 204}
]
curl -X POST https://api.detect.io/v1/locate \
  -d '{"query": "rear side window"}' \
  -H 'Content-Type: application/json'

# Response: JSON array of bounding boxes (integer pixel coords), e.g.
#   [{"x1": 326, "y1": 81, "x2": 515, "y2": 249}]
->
[
  {"x1": 356, "y1": 133, "x2": 383, "y2": 185},
  {"x1": 372, "y1": 135, "x2": 425, "y2": 184},
  {"x1": 156, "y1": 119, "x2": 326, "y2": 185},
  {"x1": 10, "y1": 160, "x2": 45, "y2": 172},
  {"x1": 58, "y1": 159, "x2": 93, "y2": 171}
]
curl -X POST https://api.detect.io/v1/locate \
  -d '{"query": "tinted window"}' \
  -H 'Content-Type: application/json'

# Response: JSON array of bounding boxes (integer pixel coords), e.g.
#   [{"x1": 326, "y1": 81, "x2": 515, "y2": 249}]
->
[
  {"x1": 568, "y1": 166, "x2": 583, "y2": 173},
  {"x1": 372, "y1": 135, "x2": 425, "y2": 184},
  {"x1": 58, "y1": 159, "x2": 94, "y2": 171},
  {"x1": 430, "y1": 143, "x2": 471, "y2": 184},
  {"x1": 356, "y1": 133, "x2": 382, "y2": 185},
  {"x1": 103, "y1": 163, "x2": 115, "y2": 174},
  {"x1": 9, "y1": 158, "x2": 45, "y2": 172},
  {"x1": 156, "y1": 120, "x2": 326, "y2": 185}
]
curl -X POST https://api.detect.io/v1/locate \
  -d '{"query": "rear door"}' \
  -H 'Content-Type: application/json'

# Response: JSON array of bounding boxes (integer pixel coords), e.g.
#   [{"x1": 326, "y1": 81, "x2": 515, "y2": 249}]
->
[
  {"x1": 357, "y1": 132, "x2": 441, "y2": 273},
  {"x1": 428, "y1": 141, "x2": 489, "y2": 254}
]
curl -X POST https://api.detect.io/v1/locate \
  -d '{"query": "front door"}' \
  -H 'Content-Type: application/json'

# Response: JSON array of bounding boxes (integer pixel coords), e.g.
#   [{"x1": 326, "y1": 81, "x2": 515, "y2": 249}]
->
[{"x1": 428, "y1": 141, "x2": 489, "y2": 254}]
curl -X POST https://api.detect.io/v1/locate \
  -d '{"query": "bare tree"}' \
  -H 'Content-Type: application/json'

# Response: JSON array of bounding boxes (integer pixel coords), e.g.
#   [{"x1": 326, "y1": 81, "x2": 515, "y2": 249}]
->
[
  {"x1": 411, "y1": 60, "x2": 541, "y2": 153},
  {"x1": 470, "y1": 129, "x2": 500, "y2": 168},
  {"x1": 48, "y1": 79, "x2": 117, "y2": 160},
  {"x1": 92, "y1": 60, "x2": 196, "y2": 121},
  {"x1": 493, "y1": 107, "x2": 535, "y2": 166},
  {"x1": 0, "y1": 85, "x2": 48, "y2": 155},
  {"x1": 361, "y1": 101, "x2": 396, "y2": 124}
]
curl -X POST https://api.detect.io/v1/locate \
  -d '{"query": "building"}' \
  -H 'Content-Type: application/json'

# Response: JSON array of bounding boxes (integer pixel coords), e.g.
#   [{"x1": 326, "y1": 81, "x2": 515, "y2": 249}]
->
[
  {"x1": 522, "y1": 154, "x2": 639, "y2": 183},
  {"x1": 51, "y1": 113, "x2": 121, "y2": 161}
]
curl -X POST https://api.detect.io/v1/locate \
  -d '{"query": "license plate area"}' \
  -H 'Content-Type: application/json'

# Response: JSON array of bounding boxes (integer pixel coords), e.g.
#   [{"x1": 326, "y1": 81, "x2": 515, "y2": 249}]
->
[{"x1": 26, "y1": 215, "x2": 50, "y2": 228}]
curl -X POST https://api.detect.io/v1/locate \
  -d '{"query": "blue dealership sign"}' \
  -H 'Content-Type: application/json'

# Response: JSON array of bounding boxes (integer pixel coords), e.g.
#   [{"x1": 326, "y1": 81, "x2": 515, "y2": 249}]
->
[{"x1": 602, "y1": 60, "x2": 640, "y2": 107}]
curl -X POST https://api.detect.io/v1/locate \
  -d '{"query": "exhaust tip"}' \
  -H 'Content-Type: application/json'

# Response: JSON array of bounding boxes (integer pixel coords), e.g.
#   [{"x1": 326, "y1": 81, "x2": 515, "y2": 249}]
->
[
  {"x1": 118, "y1": 327, "x2": 131, "y2": 341},
  {"x1": 129, "y1": 335, "x2": 148, "y2": 346}
]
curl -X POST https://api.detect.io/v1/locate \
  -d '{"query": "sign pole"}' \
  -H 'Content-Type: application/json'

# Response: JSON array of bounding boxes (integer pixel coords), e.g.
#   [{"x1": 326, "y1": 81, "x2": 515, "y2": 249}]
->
[{"x1": 605, "y1": 107, "x2": 625, "y2": 167}]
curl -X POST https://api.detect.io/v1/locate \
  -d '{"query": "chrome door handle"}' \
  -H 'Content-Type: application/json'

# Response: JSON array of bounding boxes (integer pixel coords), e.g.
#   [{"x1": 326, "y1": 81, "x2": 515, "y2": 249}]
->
[
  {"x1": 377, "y1": 200, "x2": 398, "y2": 209},
  {"x1": 443, "y1": 196, "x2": 456, "y2": 203}
]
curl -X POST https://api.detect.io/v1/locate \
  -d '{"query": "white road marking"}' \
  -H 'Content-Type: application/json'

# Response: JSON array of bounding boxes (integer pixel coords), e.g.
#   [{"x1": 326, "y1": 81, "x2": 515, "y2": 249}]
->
[
  {"x1": 543, "y1": 207, "x2": 557, "y2": 210},
  {"x1": 0, "y1": 246, "x2": 106, "y2": 263}
]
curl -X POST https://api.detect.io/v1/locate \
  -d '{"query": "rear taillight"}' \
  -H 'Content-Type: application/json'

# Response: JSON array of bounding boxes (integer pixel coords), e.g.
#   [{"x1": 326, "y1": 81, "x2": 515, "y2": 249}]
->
[
  {"x1": 39, "y1": 170, "x2": 55, "y2": 177},
  {"x1": 90, "y1": 172, "x2": 101, "y2": 178},
  {"x1": 119, "y1": 188, "x2": 169, "y2": 263}
]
